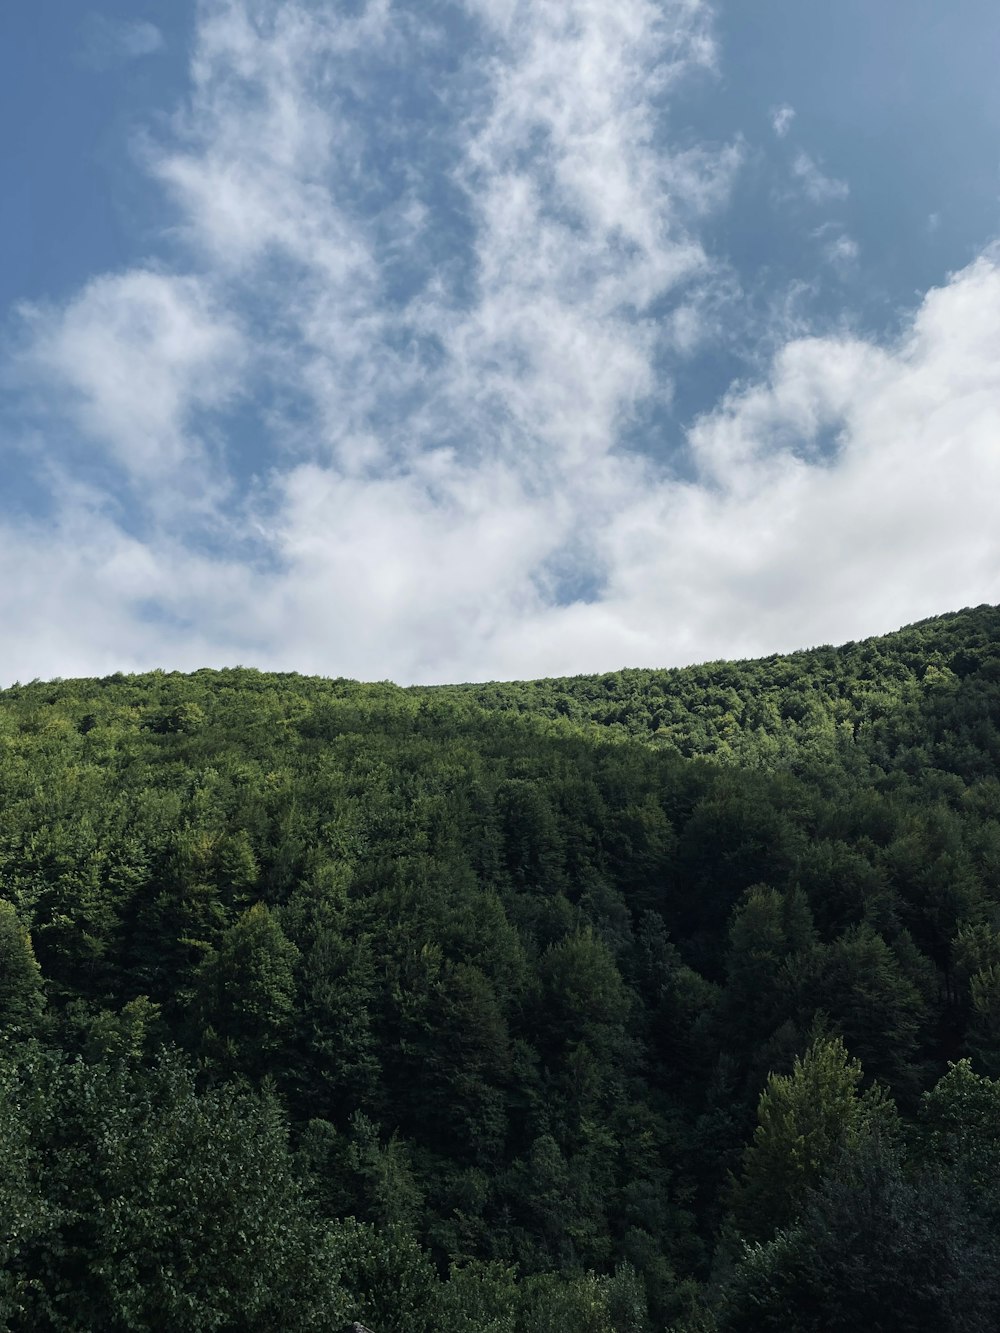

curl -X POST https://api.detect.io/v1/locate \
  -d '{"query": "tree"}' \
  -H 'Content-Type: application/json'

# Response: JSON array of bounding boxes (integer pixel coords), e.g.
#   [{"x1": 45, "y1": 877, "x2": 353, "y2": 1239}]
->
[
  {"x1": 332, "y1": 1218, "x2": 440, "y2": 1333},
  {"x1": 724, "y1": 885, "x2": 814, "y2": 1046},
  {"x1": 952, "y1": 924, "x2": 1000, "y2": 1074},
  {"x1": 719, "y1": 1133, "x2": 1000, "y2": 1333},
  {"x1": 796, "y1": 925, "x2": 926, "y2": 1094},
  {"x1": 729, "y1": 1034, "x2": 895, "y2": 1241},
  {"x1": 0, "y1": 900, "x2": 44, "y2": 1032},
  {"x1": 917, "y1": 1059, "x2": 1000, "y2": 1212},
  {"x1": 190, "y1": 902, "x2": 299, "y2": 1079},
  {"x1": 0, "y1": 1045, "x2": 348, "y2": 1331}
]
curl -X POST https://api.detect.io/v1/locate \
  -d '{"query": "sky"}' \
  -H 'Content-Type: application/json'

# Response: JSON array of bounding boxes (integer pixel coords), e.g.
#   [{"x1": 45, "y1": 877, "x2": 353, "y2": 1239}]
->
[{"x1": 1, "y1": 0, "x2": 999, "y2": 686}]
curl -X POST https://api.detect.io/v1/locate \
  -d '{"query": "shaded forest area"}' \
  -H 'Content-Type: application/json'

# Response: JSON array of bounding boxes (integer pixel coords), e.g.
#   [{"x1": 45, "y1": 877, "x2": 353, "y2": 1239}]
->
[{"x1": 2, "y1": 604, "x2": 1000, "y2": 1329}]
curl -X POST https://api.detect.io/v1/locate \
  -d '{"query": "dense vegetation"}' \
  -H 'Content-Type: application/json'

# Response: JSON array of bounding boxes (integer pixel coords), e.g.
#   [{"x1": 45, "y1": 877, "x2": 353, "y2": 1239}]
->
[{"x1": 2, "y1": 603, "x2": 1000, "y2": 1330}]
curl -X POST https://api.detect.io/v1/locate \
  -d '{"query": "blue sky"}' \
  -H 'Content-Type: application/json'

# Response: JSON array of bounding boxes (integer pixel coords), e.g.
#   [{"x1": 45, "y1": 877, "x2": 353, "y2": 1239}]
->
[{"x1": 1, "y1": 0, "x2": 999, "y2": 684}]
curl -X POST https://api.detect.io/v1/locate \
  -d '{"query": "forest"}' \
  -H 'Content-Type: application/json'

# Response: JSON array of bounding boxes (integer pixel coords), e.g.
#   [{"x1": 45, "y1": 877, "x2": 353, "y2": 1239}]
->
[{"x1": 2, "y1": 603, "x2": 1000, "y2": 1330}]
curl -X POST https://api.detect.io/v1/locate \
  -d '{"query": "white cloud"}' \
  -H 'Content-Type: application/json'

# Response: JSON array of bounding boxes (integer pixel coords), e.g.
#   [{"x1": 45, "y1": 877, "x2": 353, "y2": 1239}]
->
[
  {"x1": 827, "y1": 234, "x2": 859, "y2": 264},
  {"x1": 6, "y1": 254, "x2": 1000, "y2": 686},
  {"x1": 791, "y1": 150, "x2": 849, "y2": 205},
  {"x1": 814, "y1": 227, "x2": 860, "y2": 271},
  {"x1": 14, "y1": 271, "x2": 245, "y2": 484},
  {"x1": 144, "y1": 0, "x2": 432, "y2": 480},
  {"x1": 3, "y1": 0, "x2": 1000, "y2": 688},
  {"x1": 586, "y1": 255, "x2": 1000, "y2": 669},
  {"x1": 770, "y1": 103, "x2": 795, "y2": 138},
  {"x1": 0, "y1": 505, "x2": 233, "y2": 683},
  {"x1": 153, "y1": 1, "x2": 389, "y2": 273},
  {"x1": 79, "y1": 16, "x2": 164, "y2": 70},
  {"x1": 425, "y1": 0, "x2": 735, "y2": 474}
]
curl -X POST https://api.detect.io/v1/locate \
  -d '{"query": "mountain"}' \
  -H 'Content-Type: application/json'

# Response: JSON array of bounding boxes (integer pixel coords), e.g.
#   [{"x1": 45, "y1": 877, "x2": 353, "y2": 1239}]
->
[{"x1": 2, "y1": 605, "x2": 1000, "y2": 1330}]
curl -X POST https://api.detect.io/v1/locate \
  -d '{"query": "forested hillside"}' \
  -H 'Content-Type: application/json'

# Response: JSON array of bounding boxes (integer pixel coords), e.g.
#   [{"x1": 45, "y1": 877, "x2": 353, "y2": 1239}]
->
[
  {"x1": 421, "y1": 604, "x2": 1000, "y2": 763},
  {"x1": 2, "y1": 605, "x2": 1000, "y2": 1330}
]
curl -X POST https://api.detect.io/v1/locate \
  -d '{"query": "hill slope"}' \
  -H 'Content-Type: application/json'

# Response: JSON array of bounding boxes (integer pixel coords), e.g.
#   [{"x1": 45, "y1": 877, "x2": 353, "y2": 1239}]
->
[
  {"x1": 1, "y1": 605, "x2": 1000, "y2": 1330},
  {"x1": 418, "y1": 602, "x2": 1000, "y2": 764}
]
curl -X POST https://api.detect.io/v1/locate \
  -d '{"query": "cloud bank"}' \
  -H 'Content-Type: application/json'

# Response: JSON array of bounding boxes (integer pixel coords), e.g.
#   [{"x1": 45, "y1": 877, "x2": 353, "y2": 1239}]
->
[{"x1": 1, "y1": 0, "x2": 998, "y2": 685}]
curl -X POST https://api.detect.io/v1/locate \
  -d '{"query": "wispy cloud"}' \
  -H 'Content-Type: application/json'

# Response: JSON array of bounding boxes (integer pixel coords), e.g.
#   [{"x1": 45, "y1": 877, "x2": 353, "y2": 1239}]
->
[
  {"x1": 791, "y1": 150, "x2": 849, "y2": 205},
  {"x1": 812, "y1": 226, "x2": 860, "y2": 273},
  {"x1": 430, "y1": 0, "x2": 734, "y2": 472},
  {"x1": 594, "y1": 254, "x2": 1000, "y2": 667},
  {"x1": 6, "y1": 251, "x2": 1000, "y2": 683},
  {"x1": 78, "y1": 16, "x2": 164, "y2": 71},
  {"x1": 770, "y1": 103, "x2": 795, "y2": 138},
  {"x1": 826, "y1": 233, "x2": 859, "y2": 264},
  {"x1": 14, "y1": 272, "x2": 244, "y2": 485}
]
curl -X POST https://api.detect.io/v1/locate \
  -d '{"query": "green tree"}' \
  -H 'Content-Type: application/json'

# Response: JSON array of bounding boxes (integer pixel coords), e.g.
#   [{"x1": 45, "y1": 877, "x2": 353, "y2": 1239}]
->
[
  {"x1": 729, "y1": 1034, "x2": 895, "y2": 1241},
  {"x1": 0, "y1": 900, "x2": 44, "y2": 1031},
  {"x1": 797, "y1": 925, "x2": 927, "y2": 1094},
  {"x1": 333, "y1": 1218, "x2": 440, "y2": 1333},
  {"x1": 719, "y1": 1134, "x2": 1000, "y2": 1333},
  {"x1": 190, "y1": 901, "x2": 299, "y2": 1079},
  {"x1": 952, "y1": 923, "x2": 1000, "y2": 1074},
  {"x1": 724, "y1": 885, "x2": 815, "y2": 1045},
  {"x1": 917, "y1": 1059, "x2": 1000, "y2": 1210},
  {"x1": 0, "y1": 1045, "x2": 348, "y2": 1332},
  {"x1": 516, "y1": 1269, "x2": 626, "y2": 1333},
  {"x1": 537, "y1": 928, "x2": 631, "y2": 1068},
  {"x1": 434, "y1": 1260, "x2": 519, "y2": 1333}
]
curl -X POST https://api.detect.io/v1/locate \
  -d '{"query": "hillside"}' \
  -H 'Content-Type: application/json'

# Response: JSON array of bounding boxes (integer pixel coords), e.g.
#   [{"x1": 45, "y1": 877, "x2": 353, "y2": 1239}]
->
[
  {"x1": 419, "y1": 603, "x2": 1000, "y2": 764},
  {"x1": 2, "y1": 606, "x2": 1000, "y2": 1330}
]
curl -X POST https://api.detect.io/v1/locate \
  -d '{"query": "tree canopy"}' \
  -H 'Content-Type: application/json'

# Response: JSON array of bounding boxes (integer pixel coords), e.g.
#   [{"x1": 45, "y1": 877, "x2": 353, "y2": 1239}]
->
[{"x1": 1, "y1": 604, "x2": 1000, "y2": 1328}]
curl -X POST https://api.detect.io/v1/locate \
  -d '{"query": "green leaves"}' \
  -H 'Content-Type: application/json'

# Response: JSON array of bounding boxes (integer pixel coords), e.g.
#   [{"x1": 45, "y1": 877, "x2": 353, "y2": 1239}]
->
[
  {"x1": 0, "y1": 1044, "x2": 348, "y2": 1331},
  {"x1": 729, "y1": 1035, "x2": 897, "y2": 1242},
  {"x1": 719, "y1": 1131, "x2": 1000, "y2": 1333},
  {"x1": 0, "y1": 900, "x2": 44, "y2": 1031},
  {"x1": 0, "y1": 607, "x2": 998, "y2": 1328},
  {"x1": 189, "y1": 902, "x2": 299, "y2": 1079}
]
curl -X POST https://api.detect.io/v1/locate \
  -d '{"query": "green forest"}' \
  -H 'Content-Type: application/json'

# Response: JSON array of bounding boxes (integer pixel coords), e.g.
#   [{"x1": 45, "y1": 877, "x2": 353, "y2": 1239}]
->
[{"x1": 3, "y1": 604, "x2": 1000, "y2": 1330}]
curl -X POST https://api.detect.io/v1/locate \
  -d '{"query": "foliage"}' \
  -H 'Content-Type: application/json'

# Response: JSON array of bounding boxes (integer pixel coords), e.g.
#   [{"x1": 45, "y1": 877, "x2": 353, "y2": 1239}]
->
[
  {"x1": 0, "y1": 899, "x2": 45, "y2": 1030},
  {"x1": 0, "y1": 605, "x2": 998, "y2": 1326},
  {"x1": 0, "y1": 1043, "x2": 347, "y2": 1331},
  {"x1": 728, "y1": 1034, "x2": 897, "y2": 1241},
  {"x1": 718, "y1": 1133, "x2": 1000, "y2": 1332}
]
